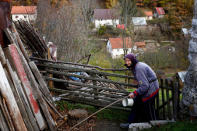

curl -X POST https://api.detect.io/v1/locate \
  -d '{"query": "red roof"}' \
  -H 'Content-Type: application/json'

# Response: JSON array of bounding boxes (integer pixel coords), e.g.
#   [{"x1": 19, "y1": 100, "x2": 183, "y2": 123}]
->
[
  {"x1": 109, "y1": 37, "x2": 132, "y2": 49},
  {"x1": 11, "y1": 6, "x2": 37, "y2": 14},
  {"x1": 135, "y1": 42, "x2": 146, "y2": 48},
  {"x1": 155, "y1": 7, "x2": 165, "y2": 15},
  {"x1": 117, "y1": 24, "x2": 125, "y2": 29},
  {"x1": 93, "y1": 9, "x2": 119, "y2": 20},
  {"x1": 144, "y1": 11, "x2": 153, "y2": 16}
]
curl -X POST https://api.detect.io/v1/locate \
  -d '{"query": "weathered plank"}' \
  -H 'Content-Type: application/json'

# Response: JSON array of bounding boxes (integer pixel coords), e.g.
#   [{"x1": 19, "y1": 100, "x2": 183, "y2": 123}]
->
[
  {"x1": 6, "y1": 60, "x2": 40, "y2": 131},
  {"x1": 0, "y1": 98, "x2": 9, "y2": 131},
  {"x1": 4, "y1": 66, "x2": 34, "y2": 131},
  {"x1": 29, "y1": 62, "x2": 53, "y2": 103},
  {"x1": 0, "y1": 45, "x2": 6, "y2": 65},
  {"x1": 14, "y1": 47, "x2": 56, "y2": 130},
  {"x1": 12, "y1": 23, "x2": 29, "y2": 61},
  {"x1": 6, "y1": 44, "x2": 46, "y2": 130},
  {"x1": 0, "y1": 62, "x2": 27, "y2": 131},
  {"x1": 0, "y1": 97, "x2": 15, "y2": 131}
]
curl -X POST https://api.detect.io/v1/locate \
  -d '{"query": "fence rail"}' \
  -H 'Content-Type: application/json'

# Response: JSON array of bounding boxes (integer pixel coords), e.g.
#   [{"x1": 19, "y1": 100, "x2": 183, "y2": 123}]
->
[{"x1": 34, "y1": 57, "x2": 182, "y2": 120}]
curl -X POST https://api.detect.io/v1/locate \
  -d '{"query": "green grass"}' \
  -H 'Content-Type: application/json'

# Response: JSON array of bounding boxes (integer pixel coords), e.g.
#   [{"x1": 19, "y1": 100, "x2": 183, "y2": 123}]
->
[
  {"x1": 56, "y1": 100, "x2": 129, "y2": 122},
  {"x1": 144, "y1": 121, "x2": 197, "y2": 131}
]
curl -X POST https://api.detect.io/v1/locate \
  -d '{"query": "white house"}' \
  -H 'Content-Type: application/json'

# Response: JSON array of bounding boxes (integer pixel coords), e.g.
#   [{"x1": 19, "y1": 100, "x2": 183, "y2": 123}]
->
[
  {"x1": 11, "y1": 6, "x2": 37, "y2": 23},
  {"x1": 107, "y1": 37, "x2": 133, "y2": 59},
  {"x1": 154, "y1": 7, "x2": 165, "y2": 18},
  {"x1": 93, "y1": 9, "x2": 119, "y2": 28},
  {"x1": 132, "y1": 17, "x2": 147, "y2": 32},
  {"x1": 144, "y1": 11, "x2": 153, "y2": 20}
]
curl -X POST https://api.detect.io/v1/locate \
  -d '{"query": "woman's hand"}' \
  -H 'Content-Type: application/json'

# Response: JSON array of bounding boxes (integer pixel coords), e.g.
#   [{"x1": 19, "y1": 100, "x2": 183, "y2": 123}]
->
[{"x1": 129, "y1": 92, "x2": 135, "y2": 98}]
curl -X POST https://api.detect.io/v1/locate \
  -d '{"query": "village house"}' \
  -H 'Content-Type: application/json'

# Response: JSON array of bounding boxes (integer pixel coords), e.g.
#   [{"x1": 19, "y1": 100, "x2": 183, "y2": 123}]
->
[
  {"x1": 144, "y1": 11, "x2": 153, "y2": 20},
  {"x1": 11, "y1": 6, "x2": 37, "y2": 23},
  {"x1": 153, "y1": 7, "x2": 165, "y2": 18},
  {"x1": 107, "y1": 37, "x2": 133, "y2": 59},
  {"x1": 93, "y1": 9, "x2": 120, "y2": 28},
  {"x1": 132, "y1": 17, "x2": 147, "y2": 32}
]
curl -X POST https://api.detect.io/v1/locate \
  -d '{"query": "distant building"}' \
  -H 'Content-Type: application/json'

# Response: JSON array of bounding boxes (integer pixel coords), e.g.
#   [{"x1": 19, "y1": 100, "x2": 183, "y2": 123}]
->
[
  {"x1": 93, "y1": 9, "x2": 120, "y2": 28},
  {"x1": 132, "y1": 17, "x2": 147, "y2": 32},
  {"x1": 144, "y1": 11, "x2": 153, "y2": 20},
  {"x1": 116, "y1": 24, "x2": 125, "y2": 29},
  {"x1": 11, "y1": 6, "x2": 37, "y2": 23},
  {"x1": 107, "y1": 37, "x2": 133, "y2": 59},
  {"x1": 154, "y1": 7, "x2": 165, "y2": 18},
  {"x1": 136, "y1": 0, "x2": 144, "y2": 7}
]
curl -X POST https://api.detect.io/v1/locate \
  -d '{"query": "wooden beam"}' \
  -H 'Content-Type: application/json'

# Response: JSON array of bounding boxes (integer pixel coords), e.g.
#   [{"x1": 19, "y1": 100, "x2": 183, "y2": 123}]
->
[
  {"x1": 37, "y1": 63, "x2": 134, "y2": 79},
  {"x1": 6, "y1": 60, "x2": 40, "y2": 131},
  {"x1": 6, "y1": 44, "x2": 46, "y2": 130},
  {"x1": 0, "y1": 62, "x2": 27, "y2": 131},
  {"x1": 29, "y1": 62, "x2": 53, "y2": 103},
  {"x1": 30, "y1": 57, "x2": 129, "y2": 72},
  {"x1": 47, "y1": 70, "x2": 137, "y2": 87}
]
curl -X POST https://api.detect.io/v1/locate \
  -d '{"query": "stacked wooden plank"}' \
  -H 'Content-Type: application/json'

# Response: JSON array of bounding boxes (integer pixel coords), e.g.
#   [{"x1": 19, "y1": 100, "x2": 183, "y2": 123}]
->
[
  {"x1": 31, "y1": 57, "x2": 137, "y2": 111},
  {"x1": 0, "y1": 24, "x2": 60, "y2": 130},
  {"x1": 14, "y1": 21, "x2": 47, "y2": 58}
]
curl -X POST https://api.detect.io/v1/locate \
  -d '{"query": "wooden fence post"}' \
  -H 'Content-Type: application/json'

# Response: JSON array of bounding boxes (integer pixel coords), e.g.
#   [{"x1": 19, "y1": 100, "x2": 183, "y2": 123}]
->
[
  {"x1": 173, "y1": 81, "x2": 178, "y2": 120},
  {"x1": 165, "y1": 79, "x2": 171, "y2": 120},
  {"x1": 161, "y1": 79, "x2": 166, "y2": 119}
]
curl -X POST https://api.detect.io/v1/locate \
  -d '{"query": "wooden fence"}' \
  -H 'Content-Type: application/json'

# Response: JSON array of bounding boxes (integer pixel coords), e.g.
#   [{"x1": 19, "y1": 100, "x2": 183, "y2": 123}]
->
[
  {"x1": 155, "y1": 78, "x2": 181, "y2": 121},
  {"x1": 33, "y1": 57, "x2": 182, "y2": 120}
]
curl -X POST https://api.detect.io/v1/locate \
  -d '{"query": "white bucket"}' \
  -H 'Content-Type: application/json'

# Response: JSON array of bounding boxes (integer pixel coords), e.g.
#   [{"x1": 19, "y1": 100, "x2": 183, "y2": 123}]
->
[{"x1": 122, "y1": 98, "x2": 134, "y2": 107}]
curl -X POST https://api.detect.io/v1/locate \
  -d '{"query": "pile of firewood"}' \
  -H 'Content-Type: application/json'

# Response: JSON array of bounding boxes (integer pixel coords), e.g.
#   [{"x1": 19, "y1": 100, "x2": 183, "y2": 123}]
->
[{"x1": 0, "y1": 24, "x2": 62, "y2": 131}]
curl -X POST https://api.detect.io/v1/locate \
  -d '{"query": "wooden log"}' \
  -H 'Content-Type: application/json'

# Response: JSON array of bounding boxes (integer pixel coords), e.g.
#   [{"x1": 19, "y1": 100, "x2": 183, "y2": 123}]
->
[
  {"x1": 0, "y1": 62, "x2": 27, "y2": 131},
  {"x1": 29, "y1": 62, "x2": 53, "y2": 103},
  {"x1": 46, "y1": 70, "x2": 137, "y2": 87},
  {"x1": 0, "y1": 98, "x2": 10, "y2": 131},
  {"x1": 30, "y1": 57, "x2": 129, "y2": 72},
  {"x1": 4, "y1": 66, "x2": 34, "y2": 131},
  {"x1": 61, "y1": 97, "x2": 131, "y2": 111},
  {"x1": 50, "y1": 88, "x2": 118, "y2": 102},
  {"x1": 37, "y1": 63, "x2": 135, "y2": 79},
  {"x1": 6, "y1": 60, "x2": 40, "y2": 131},
  {"x1": 165, "y1": 79, "x2": 170, "y2": 120},
  {"x1": 52, "y1": 88, "x2": 125, "y2": 98},
  {"x1": 5, "y1": 44, "x2": 46, "y2": 130},
  {"x1": 45, "y1": 77, "x2": 129, "y2": 94}
]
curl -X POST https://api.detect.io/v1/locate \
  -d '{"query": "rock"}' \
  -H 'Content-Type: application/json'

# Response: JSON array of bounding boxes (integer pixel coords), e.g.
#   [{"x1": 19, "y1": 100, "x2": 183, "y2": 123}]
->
[
  {"x1": 68, "y1": 109, "x2": 88, "y2": 119},
  {"x1": 128, "y1": 123, "x2": 152, "y2": 131}
]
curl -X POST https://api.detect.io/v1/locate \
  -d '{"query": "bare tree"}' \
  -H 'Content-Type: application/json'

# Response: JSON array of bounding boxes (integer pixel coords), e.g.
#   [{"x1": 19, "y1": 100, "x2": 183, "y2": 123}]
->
[{"x1": 36, "y1": 0, "x2": 92, "y2": 62}]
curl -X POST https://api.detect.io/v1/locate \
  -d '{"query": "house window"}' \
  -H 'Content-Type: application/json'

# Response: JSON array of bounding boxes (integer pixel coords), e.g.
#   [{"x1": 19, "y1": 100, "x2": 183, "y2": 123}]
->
[
  {"x1": 117, "y1": 49, "x2": 119, "y2": 52},
  {"x1": 15, "y1": 16, "x2": 18, "y2": 18},
  {"x1": 24, "y1": 16, "x2": 27, "y2": 18}
]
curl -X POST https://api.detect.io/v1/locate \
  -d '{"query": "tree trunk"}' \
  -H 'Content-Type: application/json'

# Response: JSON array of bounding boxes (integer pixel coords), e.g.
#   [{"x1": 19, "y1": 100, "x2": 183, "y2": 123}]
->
[{"x1": 181, "y1": 0, "x2": 197, "y2": 117}]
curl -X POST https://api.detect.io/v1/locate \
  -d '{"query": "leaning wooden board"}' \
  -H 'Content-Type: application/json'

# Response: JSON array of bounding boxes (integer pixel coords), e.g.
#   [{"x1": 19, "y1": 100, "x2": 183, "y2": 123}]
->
[
  {"x1": 7, "y1": 44, "x2": 46, "y2": 130},
  {"x1": 0, "y1": 62, "x2": 27, "y2": 131}
]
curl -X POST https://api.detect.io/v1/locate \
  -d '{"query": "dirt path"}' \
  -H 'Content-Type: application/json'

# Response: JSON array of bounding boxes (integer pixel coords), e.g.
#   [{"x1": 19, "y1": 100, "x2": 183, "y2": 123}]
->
[{"x1": 93, "y1": 120, "x2": 127, "y2": 131}]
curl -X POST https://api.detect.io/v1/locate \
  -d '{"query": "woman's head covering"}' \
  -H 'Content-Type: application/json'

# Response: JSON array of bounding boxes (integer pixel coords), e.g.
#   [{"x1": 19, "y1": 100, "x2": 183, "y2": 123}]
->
[{"x1": 124, "y1": 53, "x2": 138, "y2": 69}]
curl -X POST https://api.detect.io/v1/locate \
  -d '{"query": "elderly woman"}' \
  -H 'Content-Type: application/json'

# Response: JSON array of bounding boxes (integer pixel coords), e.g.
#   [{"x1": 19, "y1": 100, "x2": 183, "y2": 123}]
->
[{"x1": 120, "y1": 53, "x2": 159, "y2": 128}]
